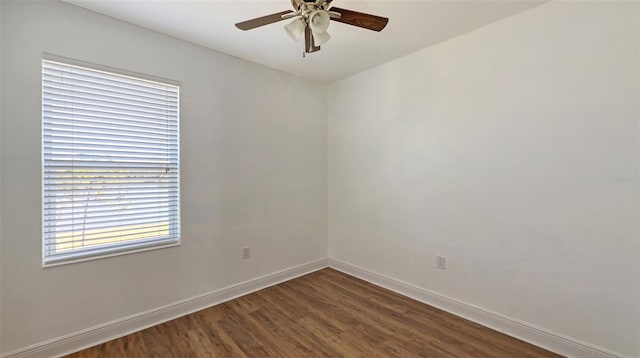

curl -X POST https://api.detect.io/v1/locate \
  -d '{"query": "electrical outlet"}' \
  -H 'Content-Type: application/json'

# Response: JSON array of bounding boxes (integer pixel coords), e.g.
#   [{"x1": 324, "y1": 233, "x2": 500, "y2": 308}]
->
[
  {"x1": 242, "y1": 247, "x2": 250, "y2": 260},
  {"x1": 436, "y1": 256, "x2": 446, "y2": 270}
]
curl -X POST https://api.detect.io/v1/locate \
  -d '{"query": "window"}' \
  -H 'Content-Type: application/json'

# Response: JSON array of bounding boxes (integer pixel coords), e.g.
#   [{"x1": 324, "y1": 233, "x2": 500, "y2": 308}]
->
[{"x1": 42, "y1": 57, "x2": 180, "y2": 266}]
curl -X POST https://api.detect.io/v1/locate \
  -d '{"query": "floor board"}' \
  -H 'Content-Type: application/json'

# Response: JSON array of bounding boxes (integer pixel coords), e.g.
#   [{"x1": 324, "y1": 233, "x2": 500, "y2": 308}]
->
[{"x1": 66, "y1": 268, "x2": 562, "y2": 357}]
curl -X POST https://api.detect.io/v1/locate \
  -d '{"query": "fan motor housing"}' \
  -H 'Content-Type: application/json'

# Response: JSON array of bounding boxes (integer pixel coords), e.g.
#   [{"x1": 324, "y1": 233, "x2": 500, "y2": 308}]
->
[{"x1": 292, "y1": 0, "x2": 329, "y2": 11}]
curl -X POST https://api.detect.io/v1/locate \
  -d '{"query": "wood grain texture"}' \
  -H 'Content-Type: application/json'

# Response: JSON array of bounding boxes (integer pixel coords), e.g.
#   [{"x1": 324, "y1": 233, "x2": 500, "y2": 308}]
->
[
  {"x1": 235, "y1": 11, "x2": 293, "y2": 31},
  {"x1": 66, "y1": 269, "x2": 562, "y2": 357},
  {"x1": 329, "y1": 7, "x2": 388, "y2": 32}
]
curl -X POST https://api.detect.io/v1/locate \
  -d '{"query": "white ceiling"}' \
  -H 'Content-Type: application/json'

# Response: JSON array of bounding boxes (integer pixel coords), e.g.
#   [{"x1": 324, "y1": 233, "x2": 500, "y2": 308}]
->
[{"x1": 63, "y1": 0, "x2": 543, "y2": 83}]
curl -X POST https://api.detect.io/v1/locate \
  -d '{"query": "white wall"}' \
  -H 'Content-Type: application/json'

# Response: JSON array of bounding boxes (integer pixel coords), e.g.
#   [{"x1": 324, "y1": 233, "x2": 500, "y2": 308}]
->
[
  {"x1": 328, "y1": 2, "x2": 639, "y2": 357},
  {"x1": 0, "y1": 0, "x2": 3, "y2": 350},
  {"x1": 0, "y1": 0, "x2": 327, "y2": 353}
]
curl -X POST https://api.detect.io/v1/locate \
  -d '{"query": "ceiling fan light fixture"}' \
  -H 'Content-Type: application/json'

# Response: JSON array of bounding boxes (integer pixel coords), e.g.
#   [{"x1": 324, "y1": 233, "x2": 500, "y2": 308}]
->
[
  {"x1": 312, "y1": 31, "x2": 331, "y2": 46},
  {"x1": 284, "y1": 18, "x2": 306, "y2": 41},
  {"x1": 308, "y1": 10, "x2": 330, "y2": 33}
]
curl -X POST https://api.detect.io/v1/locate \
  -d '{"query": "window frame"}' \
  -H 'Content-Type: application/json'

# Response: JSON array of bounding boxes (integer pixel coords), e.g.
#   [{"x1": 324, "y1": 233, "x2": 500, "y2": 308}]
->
[{"x1": 41, "y1": 54, "x2": 181, "y2": 267}]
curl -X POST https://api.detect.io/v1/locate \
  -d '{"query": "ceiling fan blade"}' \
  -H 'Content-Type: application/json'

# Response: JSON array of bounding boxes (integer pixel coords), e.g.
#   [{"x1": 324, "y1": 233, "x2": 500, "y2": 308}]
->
[
  {"x1": 235, "y1": 10, "x2": 294, "y2": 31},
  {"x1": 305, "y1": 26, "x2": 321, "y2": 53},
  {"x1": 329, "y1": 7, "x2": 388, "y2": 32}
]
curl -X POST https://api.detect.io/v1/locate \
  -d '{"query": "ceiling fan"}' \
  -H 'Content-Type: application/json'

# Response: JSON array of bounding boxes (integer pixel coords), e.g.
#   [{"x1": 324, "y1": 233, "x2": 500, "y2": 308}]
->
[{"x1": 235, "y1": 0, "x2": 388, "y2": 56}]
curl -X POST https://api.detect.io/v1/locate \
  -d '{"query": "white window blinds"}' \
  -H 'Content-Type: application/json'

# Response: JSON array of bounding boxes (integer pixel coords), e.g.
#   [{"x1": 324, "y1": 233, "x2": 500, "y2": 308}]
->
[{"x1": 42, "y1": 58, "x2": 180, "y2": 266}]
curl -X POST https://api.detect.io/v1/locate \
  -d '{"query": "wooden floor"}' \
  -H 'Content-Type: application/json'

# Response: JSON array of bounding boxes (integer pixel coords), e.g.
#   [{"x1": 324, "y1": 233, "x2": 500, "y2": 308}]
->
[{"x1": 67, "y1": 268, "x2": 562, "y2": 357}]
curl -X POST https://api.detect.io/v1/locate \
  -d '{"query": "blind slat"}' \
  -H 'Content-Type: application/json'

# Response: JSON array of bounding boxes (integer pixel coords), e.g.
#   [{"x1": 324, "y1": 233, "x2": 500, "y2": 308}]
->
[
  {"x1": 44, "y1": 179, "x2": 179, "y2": 185},
  {"x1": 43, "y1": 84, "x2": 178, "y2": 108},
  {"x1": 46, "y1": 216, "x2": 177, "y2": 233},
  {"x1": 44, "y1": 61, "x2": 178, "y2": 91},
  {"x1": 45, "y1": 231, "x2": 175, "y2": 249},
  {"x1": 45, "y1": 148, "x2": 177, "y2": 158},
  {"x1": 44, "y1": 198, "x2": 175, "y2": 211},
  {"x1": 44, "y1": 124, "x2": 177, "y2": 142},
  {"x1": 45, "y1": 96, "x2": 177, "y2": 117},
  {"x1": 44, "y1": 133, "x2": 177, "y2": 147},
  {"x1": 44, "y1": 205, "x2": 176, "y2": 222},
  {"x1": 44, "y1": 152, "x2": 178, "y2": 161},
  {"x1": 43, "y1": 71, "x2": 179, "y2": 98},
  {"x1": 43, "y1": 106, "x2": 179, "y2": 124},
  {"x1": 45, "y1": 233, "x2": 176, "y2": 247},
  {"x1": 44, "y1": 86, "x2": 178, "y2": 109},
  {"x1": 45, "y1": 139, "x2": 178, "y2": 152},
  {"x1": 45, "y1": 226, "x2": 174, "y2": 243},
  {"x1": 44, "y1": 108, "x2": 178, "y2": 127},
  {"x1": 42, "y1": 78, "x2": 179, "y2": 103}
]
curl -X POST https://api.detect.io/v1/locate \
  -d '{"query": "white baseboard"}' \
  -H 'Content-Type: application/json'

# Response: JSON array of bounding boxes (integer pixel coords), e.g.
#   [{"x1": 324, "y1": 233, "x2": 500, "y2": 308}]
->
[
  {"x1": 2, "y1": 258, "x2": 328, "y2": 358},
  {"x1": 328, "y1": 257, "x2": 629, "y2": 358}
]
